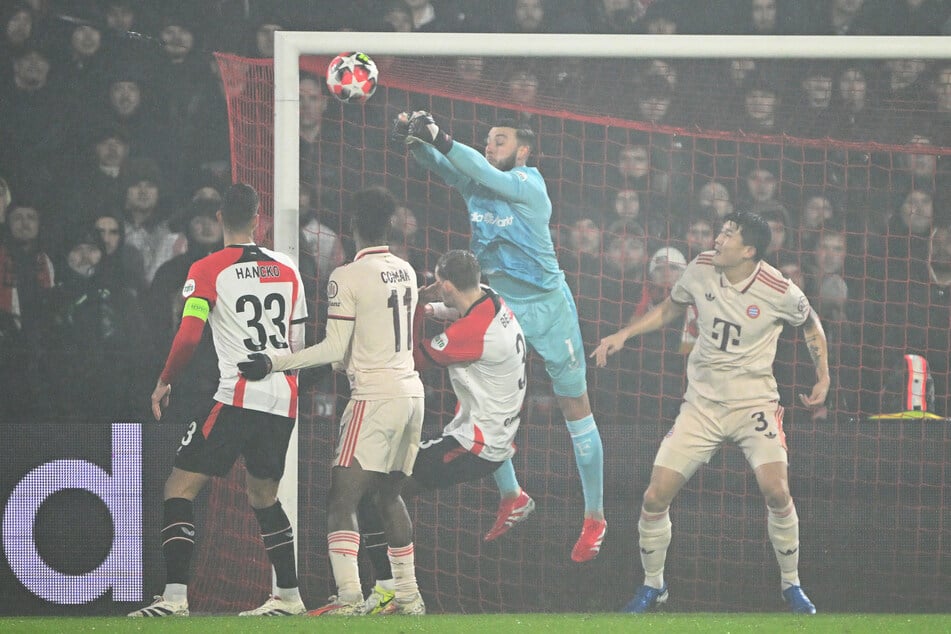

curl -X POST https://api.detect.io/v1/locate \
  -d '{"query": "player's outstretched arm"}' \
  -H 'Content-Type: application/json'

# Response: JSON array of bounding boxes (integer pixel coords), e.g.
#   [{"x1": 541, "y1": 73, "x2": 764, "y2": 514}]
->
[
  {"x1": 397, "y1": 111, "x2": 471, "y2": 190},
  {"x1": 591, "y1": 297, "x2": 686, "y2": 367},
  {"x1": 798, "y1": 310, "x2": 831, "y2": 409}
]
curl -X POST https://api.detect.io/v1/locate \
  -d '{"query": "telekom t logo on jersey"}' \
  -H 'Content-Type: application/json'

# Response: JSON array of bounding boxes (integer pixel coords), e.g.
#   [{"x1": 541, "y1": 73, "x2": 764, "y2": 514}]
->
[{"x1": 712, "y1": 317, "x2": 742, "y2": 351}]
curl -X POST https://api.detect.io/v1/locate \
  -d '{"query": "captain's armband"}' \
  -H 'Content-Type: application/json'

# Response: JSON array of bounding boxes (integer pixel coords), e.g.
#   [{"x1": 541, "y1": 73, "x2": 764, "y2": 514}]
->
[{"x1": 182, "y1": 296, "x2": 210, "y2": 321}]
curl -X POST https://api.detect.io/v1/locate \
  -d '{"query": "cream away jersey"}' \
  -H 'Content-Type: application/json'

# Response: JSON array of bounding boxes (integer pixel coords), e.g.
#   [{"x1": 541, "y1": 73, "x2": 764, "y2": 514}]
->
[
  {"x1": 327, "y1": 246, "x2": 425, "y2": 400},
  {"x1": 669, "y1": 251, "x2": 812, "y2": 405},
  {"x1": 416, "y1": 289, "x2": 526, "y2": 462},
  {"x1": 184, "y1": 243, "x2": 307, "y2": 417}
]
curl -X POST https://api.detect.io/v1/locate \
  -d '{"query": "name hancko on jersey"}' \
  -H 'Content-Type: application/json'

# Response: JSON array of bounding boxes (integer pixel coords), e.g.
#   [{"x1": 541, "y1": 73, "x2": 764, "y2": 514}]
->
[{"x1": 236, "y1": 264, "x2": 281, "y2": 280}]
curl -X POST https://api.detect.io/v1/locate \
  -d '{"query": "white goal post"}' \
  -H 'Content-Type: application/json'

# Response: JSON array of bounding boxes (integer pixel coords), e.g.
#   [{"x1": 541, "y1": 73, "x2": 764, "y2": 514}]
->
[{"x1": 271, "y1": 29, "x2": 951, "y2": 558}]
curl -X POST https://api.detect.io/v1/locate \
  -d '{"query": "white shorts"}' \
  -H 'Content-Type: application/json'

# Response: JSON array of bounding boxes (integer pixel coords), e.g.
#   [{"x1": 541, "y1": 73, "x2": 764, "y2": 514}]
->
[
  {"x1": 654, "y1": 388, "x2": 788, "y2": 480},
  {"x1": 334, "y1": 397, "x2": 424, "y2": 475}
]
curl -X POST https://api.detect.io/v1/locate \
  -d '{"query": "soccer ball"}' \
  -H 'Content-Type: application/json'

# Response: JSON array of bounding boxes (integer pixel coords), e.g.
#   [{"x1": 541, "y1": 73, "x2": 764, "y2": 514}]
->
[{"x1": 326, "y1": 52, "x2": 378, "y2": 104}]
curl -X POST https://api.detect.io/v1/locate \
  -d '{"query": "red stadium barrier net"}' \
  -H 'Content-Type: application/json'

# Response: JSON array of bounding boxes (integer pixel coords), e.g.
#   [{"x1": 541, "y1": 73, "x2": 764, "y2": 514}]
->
[{"x1": 190, "y1": 52, "x2": 951, "y2": 614}]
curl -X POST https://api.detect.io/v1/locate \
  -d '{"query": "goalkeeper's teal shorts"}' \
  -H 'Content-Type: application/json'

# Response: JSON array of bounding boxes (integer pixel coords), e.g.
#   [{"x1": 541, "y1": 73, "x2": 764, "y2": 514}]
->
[{"x1": 502, "y1": 281, "x2": 587, "y2": 399}]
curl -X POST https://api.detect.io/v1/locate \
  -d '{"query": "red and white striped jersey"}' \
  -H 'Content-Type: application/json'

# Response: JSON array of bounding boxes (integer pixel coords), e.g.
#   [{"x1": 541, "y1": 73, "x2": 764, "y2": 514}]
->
[
  {"x1": 670, "y1": 251, "x2": 811, "y2": 405},
  {"x1": 416, "y1": 288, "x2": 526, "y2": 462},
  {"x1": 327, "y1": 246, "x2": 425, "y2": 400},
  {"x1": 183, "y1": 243, "x2": 307, "y2": 417}
]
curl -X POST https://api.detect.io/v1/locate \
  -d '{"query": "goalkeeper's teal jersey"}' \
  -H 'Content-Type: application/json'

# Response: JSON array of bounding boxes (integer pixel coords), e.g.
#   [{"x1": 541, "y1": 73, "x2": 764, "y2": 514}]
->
[{"x1": 412, "y1": 142, "x2": 565, "y2": 296}]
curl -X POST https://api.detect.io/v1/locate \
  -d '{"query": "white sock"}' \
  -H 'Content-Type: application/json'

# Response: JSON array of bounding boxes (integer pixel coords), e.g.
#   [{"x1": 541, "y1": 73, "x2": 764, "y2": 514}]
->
[
  {"x1": 377, "y1": 577, "x2": 395, "y2": 591},
  {"x1": 327, "y1": 530, "x2": 362, "y2": 603},
  {"x1": 387, "y1": 543, "x2": 419, "y2": 602},
  {"x1": 638, "y1": 506, "x2": 672, "y2": 590},
  {"x1": 163, "y1": 583, "x2": 187, "y2": 603},
  {"x1": 767, "y1": 500, "x2": 801, "y2": 589},
  {"x1": 275, "y1": 585, "x2": 300, "y2": 602}
]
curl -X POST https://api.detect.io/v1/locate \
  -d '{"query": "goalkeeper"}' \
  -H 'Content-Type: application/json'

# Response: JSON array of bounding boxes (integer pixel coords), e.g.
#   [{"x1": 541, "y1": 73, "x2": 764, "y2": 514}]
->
[{"x1": 394, "y1": 112, "x2": 606, "y2": 562}]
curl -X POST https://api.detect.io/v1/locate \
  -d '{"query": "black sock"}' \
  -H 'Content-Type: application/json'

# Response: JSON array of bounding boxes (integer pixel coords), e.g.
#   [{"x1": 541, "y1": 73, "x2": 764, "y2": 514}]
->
[
  {"x1": 358, "y1": 494, "x2": 392, "y2": 581},
  {"x1": 253, "y1": 501, "x2": 298, "y2": 590},
  {"x1": 162, "y1": 498, "x2": 195, "y2": 585}
]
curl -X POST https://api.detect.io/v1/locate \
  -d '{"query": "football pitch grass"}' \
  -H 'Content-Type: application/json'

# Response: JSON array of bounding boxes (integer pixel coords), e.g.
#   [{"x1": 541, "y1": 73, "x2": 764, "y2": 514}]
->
[{"x1": 2, "y1": 614, "x2": 950, "y2": 633}]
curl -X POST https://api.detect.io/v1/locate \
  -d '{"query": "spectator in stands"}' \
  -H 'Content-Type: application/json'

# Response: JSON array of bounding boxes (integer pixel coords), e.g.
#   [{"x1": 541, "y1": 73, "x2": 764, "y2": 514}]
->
[
  {"x1": 738, "y1": 161, "x2": 782, "y2": 210},
  {"x1": 560, "y1": 211, "x2": 605, "y2": 346},
  {"x1": 119, "y1": 157, "x2": 183, "y2": 287},
  {"x1": 635, "y1": 74, "x2": 676, "y2": 126},
  {"x1": 803, "y1": 225, "x2": 850, "y2": 296},
  {"x1": 403, "y1": 0, "x2": 467, "y2": 32},
  {"x1": 601, "y1": 219, "x2": 649, "y2": 324},
  {"x1": 739, "y1": 75, "x2": 781, "y2": 134},
  {"x1": 93, "y1": 210, "x2": 146, "y2": 297},
  {"x1": 881, "y1": 59, "x2": 931, "y2": 114},
  {"x1": 0, "y1": 201, "x2": 54, "y2": 422},
  {"x1": 64, "y1": 123, "x2": 128, "y2": 228},
  {"x1": 818, "y1": 0, "x2": 875, "y2": 35},
  {"x1": 454, "y1": 55, "x2": 484, "y2": 84},
  {"x1": 888, "y1": 134, "x2": 949, "y2": 209},
  {"x1": 298, "y1": 71, "x2": 343, "y2": 230},
  {"x1": 786, "y1": 65, "x2": 836, "y2": 138},
  {"x1": 832, "y1": 63, "x2": 883, "y2": 142},
  {"x1": 382, "y1": 0, "x2": 413, "y2": 32},
  {"x1": 45, "y1": 227, "x2": 146, "y2": 422},
  {"x1": 0, "y1": 3, "x2": 34, "y2": 65},
  {"x1": 797, "y1": 193, "x2": 838, "y2": 253},
  {"x1": 60, "y1": 18, "x2": 111, "y2": 106},
  {"x1": 705, "y1": 58, "x2": 757, "y2": 128},
  {"x1": 96, "y1": 70, "x2": 177, "y2": 187},
  {"x1": 154, "y1": 10, "x2": 206, "y2": 107},
  {"x1": 744, "y1": 0, "x2": 780, "y2": 34},
  {"x1": 758, "y1": 204, "x2": 795, "y2": 265},
  {"x1": 681, "y1": 209, "x2": 717, "y2": 260},
  {"x1": 513, "y1": 0, "x2": 545, "y2": 32},
  {"x1": 249, "y1": 18, "x2": 282, "y2": 58},
  {"x1": 613, "y1": 144, "x2": 672, "y2": 212},
  {"x1": 588, "y1": 0, "x2": 645, "y2": 33},
  {"x1": 697, "y1": 180, "x2": 734, "y2": 219},
  {"x1": 0, "y1": 45, "x2": 66, "y2": 196},
  {"x1": 506, "y1": 67, "x2": 539, "y2": 107},
  {"x1": 103, "y1": 0, "x2": 140, "y2": 35},
  {"x1": 930, "y1": 64, "x2": 951, "y2": 145},
  {"x1": 300, "y1": 198, "x2": 345, "y2": 293},
  {"x1": 641, "y1": 1, "x2": 681, "y2": 34}
]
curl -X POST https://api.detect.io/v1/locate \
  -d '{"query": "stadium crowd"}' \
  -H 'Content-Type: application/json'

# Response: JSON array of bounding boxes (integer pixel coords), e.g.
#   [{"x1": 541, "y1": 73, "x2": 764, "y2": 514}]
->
[{"x1": 1, "y1": 0, "x2": 950, "y2": 427}]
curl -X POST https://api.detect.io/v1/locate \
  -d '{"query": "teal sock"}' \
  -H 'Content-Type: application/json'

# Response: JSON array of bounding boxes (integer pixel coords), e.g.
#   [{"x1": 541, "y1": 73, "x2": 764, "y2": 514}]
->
[
  {"x1": 566, "y1": 415, "x2": 604, "y2": 514},
  {"x1": 492, "y1": 459, "x2": 521, "y2": 497}
]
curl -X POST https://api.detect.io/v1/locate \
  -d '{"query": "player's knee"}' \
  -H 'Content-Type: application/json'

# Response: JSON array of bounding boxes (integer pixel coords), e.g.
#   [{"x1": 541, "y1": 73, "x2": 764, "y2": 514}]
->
[
  {"x1": 642, "y1": 487, "x2": 673, "y2": 513},
  {"x1": 761, "y1": 485, "x2": 791, "y2": 509}
]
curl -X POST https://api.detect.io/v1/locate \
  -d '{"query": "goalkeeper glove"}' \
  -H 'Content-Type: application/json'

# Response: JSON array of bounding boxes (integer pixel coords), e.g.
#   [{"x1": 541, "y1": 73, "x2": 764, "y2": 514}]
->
[
  {"x1": 238, "y1": 352, "x2": 272, "y2": 381},
  {"x1": 390, "y1": 112, "x2": 411, "y2": 146},
  {"x1": 407, "y1": 111, "x2": 453, "y2": 154}
]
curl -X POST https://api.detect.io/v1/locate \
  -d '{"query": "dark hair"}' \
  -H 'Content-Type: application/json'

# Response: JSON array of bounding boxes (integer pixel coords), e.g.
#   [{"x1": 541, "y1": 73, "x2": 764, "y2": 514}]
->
[
  {"x1": 220, "y1": 183, "x2": 258, "y2": 230},
  {"x1": 723, "y1": 210, "x2": 772, "y2": 261},
  {"x1": 348, "y1": 186, "x2": 395, "y2": 245},
  {"x1": 435, "y1": 249, "x2": 481, "y2": 291},
  {"x1": 493, "y1": 118, "x2": 536, "y2": 152}
]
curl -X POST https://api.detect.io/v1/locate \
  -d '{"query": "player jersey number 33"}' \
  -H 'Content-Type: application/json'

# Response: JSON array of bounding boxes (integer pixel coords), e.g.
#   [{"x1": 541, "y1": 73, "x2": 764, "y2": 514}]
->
[{"x1": 184, "y1": 244, "x2": 307, "y2": 417}]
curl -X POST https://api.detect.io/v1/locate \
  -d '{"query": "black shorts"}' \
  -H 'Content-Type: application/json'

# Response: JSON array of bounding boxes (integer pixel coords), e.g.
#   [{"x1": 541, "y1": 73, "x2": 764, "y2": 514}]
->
[
  {"x1": 410, "y1": 435, "x2": 503, "y2": 491},
  {"x1": 174, "y1": 402, "x2": 295, "y2": 481}
]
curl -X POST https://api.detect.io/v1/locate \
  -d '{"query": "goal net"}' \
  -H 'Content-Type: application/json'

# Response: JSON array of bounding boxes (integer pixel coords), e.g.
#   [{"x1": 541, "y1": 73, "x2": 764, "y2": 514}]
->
[{"x1": 194, "y1": 33, "x2": 950, "y2": 614}]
